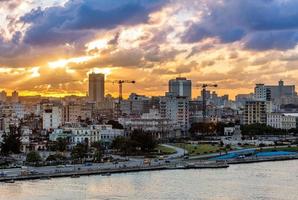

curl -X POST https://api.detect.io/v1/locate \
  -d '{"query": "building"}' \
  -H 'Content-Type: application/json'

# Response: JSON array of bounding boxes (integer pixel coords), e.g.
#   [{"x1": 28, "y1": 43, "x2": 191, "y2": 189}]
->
[
  {"x1": 119, "y1": 93, "x2": 150, "y2": 116},
  {"x1": 11, "y1": 91, "x2": 19, "y2": 103},
  {"x1": 254, "y1": 84, "x2": 271, "y2": 101},
  {"x1": 88, "y1": 73, "x2": 105, "y2": 103},
  {"x1": 169, "y1": 77, "x2": 192, "y2": 99},
  {"x1": 267, "y1": 113, "x2": 296, "y2": 130},
  {"x1": 42, "y1": 104, "x2": 63, "y2": 129},
  {"x1": 63, "y1": 103, "x2": 92, "y2": 123},
  {"x1": 119, "y1": 109, "x2": 179, "y2": 138},
  {"x1": 160, "y1": 92, "x2": 189, "y2": 135},
  {"x1": 243, "y1": 100, "x2": 267, "y2": 125},
  {"x1": 51, "y1": 124, "x2": 124, "y2": 146},
  {"x1": 255, "y1": 80, "x2": 296, "y2": 101},
  {"x1": 0, "y1": 91, "x2": 7, "y2": 102},
  {"x1": 235, "y1": 93, "x2": 253, "y2": 106}
]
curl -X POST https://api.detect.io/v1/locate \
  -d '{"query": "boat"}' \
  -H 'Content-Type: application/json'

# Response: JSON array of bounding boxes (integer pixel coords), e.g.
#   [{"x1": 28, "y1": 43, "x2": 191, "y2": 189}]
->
[
  {"x1": 71, "y1": 174, "x2": 80, "y2": 178},
  {"x1": 4, "y1": 179, "x2": 15, "y2": 183},
  {"x1": 101, "y1": 172, "x2": 111, "y2": 176},
  {"x1": 40, "y1": 176, "x2": 51, "y2": 180}
]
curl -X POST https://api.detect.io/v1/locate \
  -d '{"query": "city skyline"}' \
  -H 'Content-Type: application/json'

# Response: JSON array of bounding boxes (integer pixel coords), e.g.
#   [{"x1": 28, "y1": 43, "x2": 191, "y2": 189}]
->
[{"x1": 2, "y1": 0, "x2": 298, "y2": 98}]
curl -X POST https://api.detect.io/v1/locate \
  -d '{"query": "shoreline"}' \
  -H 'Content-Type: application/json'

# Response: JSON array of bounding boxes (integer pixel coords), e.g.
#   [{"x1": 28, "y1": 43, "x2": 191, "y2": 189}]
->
[{"x1": 1, "y1": 155, "x2": 298, "y2": 183}]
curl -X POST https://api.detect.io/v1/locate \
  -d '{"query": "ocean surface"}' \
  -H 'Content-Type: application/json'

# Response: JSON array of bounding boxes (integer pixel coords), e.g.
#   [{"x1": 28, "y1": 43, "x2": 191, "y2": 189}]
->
[{"x1": 0, "y1": 160, "x2": 298, "y2": 200}]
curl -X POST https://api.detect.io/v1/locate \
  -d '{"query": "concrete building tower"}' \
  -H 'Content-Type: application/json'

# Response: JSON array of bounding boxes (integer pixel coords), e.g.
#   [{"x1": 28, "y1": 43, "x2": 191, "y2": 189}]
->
[
  {"x1": 88, "y1": 73, "x2": 105, "y2": 103},
  {"x1": 169, "y1": 77, "x2": 192, "y2": 99}
]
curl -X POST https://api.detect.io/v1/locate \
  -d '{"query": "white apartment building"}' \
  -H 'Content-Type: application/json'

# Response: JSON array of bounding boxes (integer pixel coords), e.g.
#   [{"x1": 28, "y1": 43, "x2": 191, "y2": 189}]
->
[
  {"x1": 119, "y1": 109, "x2": 179, "y2": 138},
  {"x1": 267, "y1": 113, "x2": 296, "y2": 130},
  {"x1": 12, "y1": 103, "x2": 26, "y2": 119},
  {"x1": 160, "y1": 92, "x2": 189, "y2": 135},
  {"x1": 42, "y1": 104, "x2": 63, "y2": 129},
  {"x1": 50, "y1": 124, "x2": 124, "y2": 146}
]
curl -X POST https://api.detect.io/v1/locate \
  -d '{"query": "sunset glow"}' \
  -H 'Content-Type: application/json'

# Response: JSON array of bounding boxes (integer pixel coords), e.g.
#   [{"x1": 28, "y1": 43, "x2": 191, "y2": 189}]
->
[{"x1": 1, "y1": 0, "x2": 298, "y2": 99}]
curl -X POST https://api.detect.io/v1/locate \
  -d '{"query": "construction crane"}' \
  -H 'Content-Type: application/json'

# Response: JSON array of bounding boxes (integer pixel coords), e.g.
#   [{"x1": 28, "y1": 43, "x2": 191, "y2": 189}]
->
[
  {"x1": 196, "y1": 84, "x2": 218, "y2": 122},
  {"x1": 109, "y1": 80, "x2": 136, "y2": 118},
  {"x1": 112, "y1": 80, "x2": 136, "y2": 102}
]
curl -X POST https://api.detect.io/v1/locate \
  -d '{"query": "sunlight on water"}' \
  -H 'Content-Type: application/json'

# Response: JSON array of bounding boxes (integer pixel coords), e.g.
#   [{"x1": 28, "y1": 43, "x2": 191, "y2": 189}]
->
[{"x1": 0, "y1": 160, "x2": 298, "y2": 200}]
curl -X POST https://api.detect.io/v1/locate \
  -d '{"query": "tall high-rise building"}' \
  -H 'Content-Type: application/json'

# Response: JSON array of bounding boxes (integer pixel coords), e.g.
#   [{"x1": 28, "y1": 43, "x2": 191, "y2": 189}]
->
[
  {"x1": 160, "y1": 92, "x2": 190, "y2": 136},
  {"x1": 254, "y1": 84, "x2": 271, "y2": 101},
  {"x1": 169, "y1": 77, "x2": 192, "y2": 99},
  {"x1": 0, "y1": 90, "x2": 7, "y2": 102},
  {"x1": 88, "y1": 73, "x2": 105, "y2": 103},
  {"x1": 11, "y1": 90, "x2": 19, "y2": 103}
]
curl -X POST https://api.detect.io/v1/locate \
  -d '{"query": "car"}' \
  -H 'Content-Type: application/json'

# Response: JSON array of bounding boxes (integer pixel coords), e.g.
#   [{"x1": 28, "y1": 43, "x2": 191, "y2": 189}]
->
[
  {"x1": 0, "y1": 172, "x2": 7, "y2": 177},
  {"x1": 30, "y1": 170, "x2": 39, "y2": 175},
  {"x1": 165, "y1": 160, "x2": 171, "y2": 163}
]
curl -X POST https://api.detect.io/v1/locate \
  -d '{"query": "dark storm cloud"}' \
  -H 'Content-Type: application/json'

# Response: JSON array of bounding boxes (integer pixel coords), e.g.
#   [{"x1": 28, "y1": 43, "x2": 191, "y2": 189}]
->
[
  {"x1": 182, "y1": 0, "x2": 298, "y2": 50},
  {"x1": 21, "y1": 0, "x2": 168, "y2": 46}
]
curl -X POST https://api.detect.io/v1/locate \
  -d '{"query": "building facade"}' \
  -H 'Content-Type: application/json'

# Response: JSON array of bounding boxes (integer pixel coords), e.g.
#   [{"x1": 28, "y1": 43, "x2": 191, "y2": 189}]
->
[
  {"x1": 243, "y1": 100, "x2": 267, "y2": 125},
  {"x1": 42, "y1": 104, "x2": 63, "y2": 129},
  {"x1": 169, "y1": 77, "x2": 192, "y2": 99},
  {"x1": 160, "y1": 92, "x2": 189, "y2": 135},
  {"x1": 88, "y1": 73, "x2": 105, "y2": 103},
  {"x1": 267, "y1": 113, "x2": 296, "y2": 130}
]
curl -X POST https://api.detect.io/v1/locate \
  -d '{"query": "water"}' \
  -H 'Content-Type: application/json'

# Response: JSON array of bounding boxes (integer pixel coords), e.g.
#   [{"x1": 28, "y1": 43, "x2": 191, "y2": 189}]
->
[
  {"x1": 0, "y1": 160, "x2": 298, "y2": 200},
  {"x1": 212, "y1": 151, "x2": 297, "y2": 160}
]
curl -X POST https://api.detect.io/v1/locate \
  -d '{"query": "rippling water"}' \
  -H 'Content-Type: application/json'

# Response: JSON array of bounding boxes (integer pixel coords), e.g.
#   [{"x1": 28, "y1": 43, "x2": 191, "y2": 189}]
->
[{"x1": 1, "y1": 160, "x2": 298, "y2": 200}]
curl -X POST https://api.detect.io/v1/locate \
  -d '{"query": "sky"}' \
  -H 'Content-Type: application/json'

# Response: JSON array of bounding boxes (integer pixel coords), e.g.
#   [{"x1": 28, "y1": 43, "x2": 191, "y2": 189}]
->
[{"x1": 1, "y1": 0, "x2": 298, "y2": 99}]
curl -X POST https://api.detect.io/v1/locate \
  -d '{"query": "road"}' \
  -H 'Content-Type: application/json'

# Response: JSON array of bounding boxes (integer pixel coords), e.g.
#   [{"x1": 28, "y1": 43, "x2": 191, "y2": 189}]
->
[
  {"x1": 161, "y1": 144, "x2": 188, "y2": 159},
  {"x1": 0, "y1": 157, "x2": 169, "y2": 178}
]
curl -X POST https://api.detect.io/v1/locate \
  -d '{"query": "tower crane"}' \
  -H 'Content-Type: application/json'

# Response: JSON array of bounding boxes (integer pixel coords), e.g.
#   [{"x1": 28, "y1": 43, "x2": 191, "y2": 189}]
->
[
  {"x1": 111, "y1": 80, "x2": 136, "y2": 102},
  {"x1": 196, "y1": 83, "x2": 218, "y2": 122},
  {"x1": 109, "y1": 80, "x2": 136, "y2": 118}
]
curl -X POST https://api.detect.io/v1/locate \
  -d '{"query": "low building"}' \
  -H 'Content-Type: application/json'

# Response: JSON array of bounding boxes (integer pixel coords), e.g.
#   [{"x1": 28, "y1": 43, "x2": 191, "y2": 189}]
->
[
  {"x1": 267, "y1": 113, "x2": 296, "y2": 130},
  {"x1": 119, "y1": 109, "x2": 180, "y2": 139},
  {"x1": 50, "y1": 124, "x2": 124, "y2": 146}
]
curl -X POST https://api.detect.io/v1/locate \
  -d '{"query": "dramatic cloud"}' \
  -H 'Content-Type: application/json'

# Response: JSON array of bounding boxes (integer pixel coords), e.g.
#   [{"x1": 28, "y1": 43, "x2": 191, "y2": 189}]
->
[
  {"x1": 21, "y1": 0, "x2": 168, "y2": 46},
  {"x1": 2, "y1": 0, "x2": 298, "y2": 98},
  {"x1": 182, "y1": 0, "x2": 298, "y2": 50}
]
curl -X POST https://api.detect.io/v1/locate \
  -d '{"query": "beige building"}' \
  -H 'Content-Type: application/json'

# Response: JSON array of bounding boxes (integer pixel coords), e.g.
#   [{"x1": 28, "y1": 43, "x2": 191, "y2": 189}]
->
[
  {"x1": 243, "y1": 100, "x2": 267, "y2": 125},
  {"x1": 63, "y1": 103, "x2": 92, "y2": 123}
]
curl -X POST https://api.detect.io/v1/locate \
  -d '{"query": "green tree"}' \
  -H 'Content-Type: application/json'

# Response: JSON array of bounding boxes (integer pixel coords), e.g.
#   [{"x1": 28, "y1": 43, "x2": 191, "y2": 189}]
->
[
  {"x1": 55, "y1": 138, "x2": 68, "y2": 152},
  {"x1": 26, "y1": 151, "x2": 42, "y2": 163},
  {"x1": 71, "y1": 143, "x2": 88, "y2": 160},
  {"x1": 107, "y1": 120, "x2": 123, "y2": 129},
  {"x1": 0, "y1": 126, "x2": 21, "y2": 155},
  {"x1": 130, "y1": 130, "x2": 157, "y2": 152},
  {"x1": 189, "y1": 122, "x2": 217, "y2": 135},
  {"x1": 91, "y1": 141, "x2": 104, "y2": 162}
]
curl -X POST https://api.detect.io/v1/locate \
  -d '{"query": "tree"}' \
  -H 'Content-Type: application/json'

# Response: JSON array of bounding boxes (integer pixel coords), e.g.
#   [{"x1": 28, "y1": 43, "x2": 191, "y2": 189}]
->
[
  {"x1": 46, "y1": 154, "x2": 66, "y2": 161},
  {"x1": 55, "y1": 138, "x2": 68, "y2": 152},
  {"x1": 130, "y1": 130, "x2": 157, "y2": 152},
  {"x1": 0, "y1": 126, "x2": 21, "y2": 155},
  {"x1": 107, "y1": 120, "x2": 123, "y2": 129},
  {"x1": 189, "y1": 122, "x2": 217, "y2": 135},
  {"x1": 241, "y1": 123, "x2": 287, "y2": 136},
  {"x1": 91, "y1": 142, "x2": 104, "y2": 162},
  {"x1": 26, "y1": 151, "x2": 42, "y2": 163},
  {"x1": 71, "y1": 143, "x2": 88, "y2": 160}
]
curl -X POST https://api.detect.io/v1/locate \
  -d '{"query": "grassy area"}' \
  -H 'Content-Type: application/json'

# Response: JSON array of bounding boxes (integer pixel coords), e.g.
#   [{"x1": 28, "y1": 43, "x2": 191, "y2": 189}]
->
[
  {"x1": 155, "y1": 145, "x2": 177, "y2": 155},
  {"x1": 258, "y1": 146, "x2": 298, "y2": 152},
  {"x1": 174, "y1": 143, "x2": 223, "y2": 156}
]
